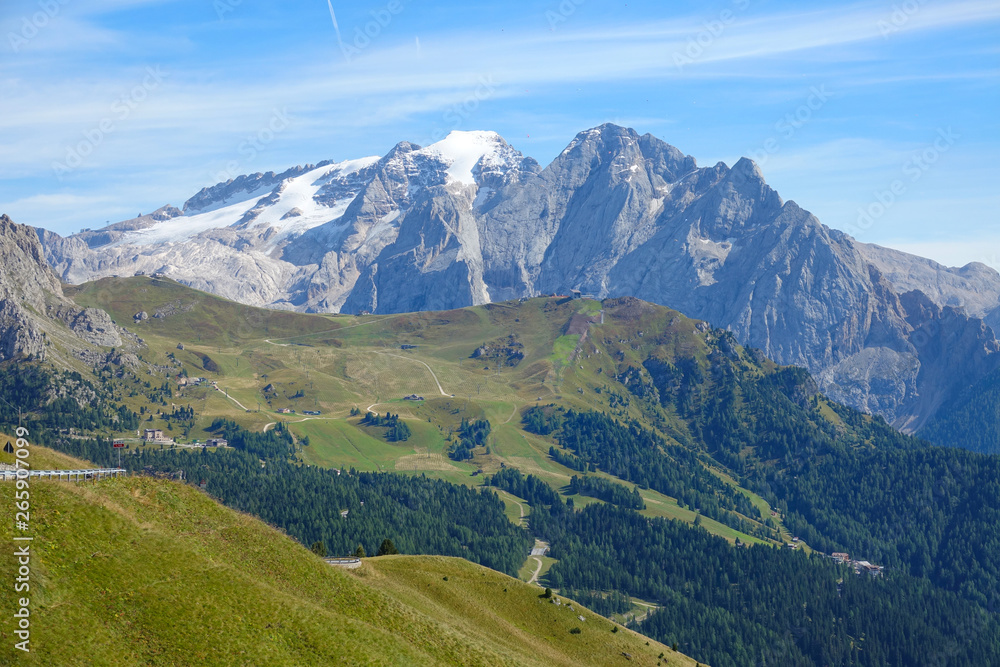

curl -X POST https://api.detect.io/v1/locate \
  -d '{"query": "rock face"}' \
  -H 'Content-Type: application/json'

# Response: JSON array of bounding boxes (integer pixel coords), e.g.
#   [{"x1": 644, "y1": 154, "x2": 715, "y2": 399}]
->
[
  {"x1": 0, "y1": 213, "x2": 64, "y2": 360},
  {"x1": 32, "y1": 125, "x2": 1000, "y2": 431},
  {"x1": 0, "y1": 214, "x2": 134, "y2": 361}
]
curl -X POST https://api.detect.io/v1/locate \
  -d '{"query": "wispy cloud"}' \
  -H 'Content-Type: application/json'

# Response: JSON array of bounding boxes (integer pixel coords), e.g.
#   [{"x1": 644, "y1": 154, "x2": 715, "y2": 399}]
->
[{"x1": 1, "y1": 0, "x2": 997, "y2": 251}]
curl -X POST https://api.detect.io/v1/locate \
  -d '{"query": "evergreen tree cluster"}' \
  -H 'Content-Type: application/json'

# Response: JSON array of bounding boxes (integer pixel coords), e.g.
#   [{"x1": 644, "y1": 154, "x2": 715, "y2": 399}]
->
[
  {"x1": 568, "y1": 474, "x2": 645, "y2": 510},
  {"x1": 488, "y1": 466, "x2": 565, "y2": 510},
  {"x1": 522, "y1": 404, "x2": 564, "y2": 435},
  {"x1": 918, "y1": 365, "x2": 1000, "y2": 454},
  {"x1": 97, "y1": 445, "x2": 531, "y2": 576},
  {"x1": 208, "y1": 418, "x2": 295, "y2": 459},
  {"x1": 525, "y1": 407, "x2": 767, "y2": 536},
  {"x1": 448, "y1": 418, "x2": 491, "y2": 461},
  {"x1": 360, "y1": 411, "x2": 412, "y2": 442},
  {"x1": 531, "y1": 499, "x2": 1000, "y2": 667},
  {"x1": 762, "y1": 445, "x2": 1000, "y2": 611},
  {"x1": 0, "y1": 363, "x2": 139, "y2": 435}
]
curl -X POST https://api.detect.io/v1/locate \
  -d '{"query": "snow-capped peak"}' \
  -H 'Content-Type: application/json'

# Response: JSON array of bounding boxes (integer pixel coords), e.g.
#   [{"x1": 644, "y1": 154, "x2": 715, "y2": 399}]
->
[
  {"x1": 114, "y1": 156, "x2": 379, "y2": 247},
  {"x1": 417, "y1": 130, "x2": 508, "y2": 186}
]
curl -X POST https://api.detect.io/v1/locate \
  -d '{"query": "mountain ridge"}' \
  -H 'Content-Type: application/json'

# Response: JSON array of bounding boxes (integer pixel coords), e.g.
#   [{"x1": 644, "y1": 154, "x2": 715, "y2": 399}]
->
[{"x1": 28, "y1": 124, "x2": 1000, "y2": 437}]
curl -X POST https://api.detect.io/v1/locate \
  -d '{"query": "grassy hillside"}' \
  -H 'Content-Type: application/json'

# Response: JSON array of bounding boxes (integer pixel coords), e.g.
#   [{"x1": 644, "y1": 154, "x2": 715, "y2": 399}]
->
[
  {"x1": 23, "y1": 275, "x2": 1000, "y2": 665},
  {"x1": 0, "y1": 446, "x2": 691, "y2": 666},
  {"x1": 68, "y1": 276, "x2": 785, "y2": 546}
]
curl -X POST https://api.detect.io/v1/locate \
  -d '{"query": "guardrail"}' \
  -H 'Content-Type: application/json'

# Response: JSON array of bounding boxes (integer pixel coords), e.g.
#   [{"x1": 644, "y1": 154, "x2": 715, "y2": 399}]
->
[{"x1": 0, "y1": 468, "x2": 127, "y2": 482}]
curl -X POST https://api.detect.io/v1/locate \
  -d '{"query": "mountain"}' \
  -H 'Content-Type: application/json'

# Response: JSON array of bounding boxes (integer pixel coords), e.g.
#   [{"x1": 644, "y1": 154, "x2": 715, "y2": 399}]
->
[
  {"x1": 32, "y1": 125, "x2": 1000, "y2": 437},
  {"x1": 0, "y1": 445, "x2": 687, "y2": 666}
]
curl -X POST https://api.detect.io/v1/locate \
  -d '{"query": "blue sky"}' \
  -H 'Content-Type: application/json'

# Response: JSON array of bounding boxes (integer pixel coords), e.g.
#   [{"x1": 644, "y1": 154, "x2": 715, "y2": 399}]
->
[{"x1": 1, "y1": 0, "x2": 998, "y2": 267}]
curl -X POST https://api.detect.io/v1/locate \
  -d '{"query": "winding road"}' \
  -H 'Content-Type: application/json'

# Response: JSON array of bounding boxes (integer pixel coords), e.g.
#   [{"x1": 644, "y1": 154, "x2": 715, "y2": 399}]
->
[
  {"x1": 377, "y1": 352, "x2": 450, "y2": 396},
  {"x1": 214, "y1": 385, "x2": 250, "y2": 411},
  {"x1": 527, "y1": 539, "x2": 550, "y2": 585}
]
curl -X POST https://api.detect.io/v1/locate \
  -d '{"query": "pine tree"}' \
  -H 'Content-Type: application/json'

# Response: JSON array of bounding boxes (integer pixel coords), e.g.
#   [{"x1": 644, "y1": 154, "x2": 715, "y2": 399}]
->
[{"x1": 377, "y1": 538, "x2": 399, "y2": 556}]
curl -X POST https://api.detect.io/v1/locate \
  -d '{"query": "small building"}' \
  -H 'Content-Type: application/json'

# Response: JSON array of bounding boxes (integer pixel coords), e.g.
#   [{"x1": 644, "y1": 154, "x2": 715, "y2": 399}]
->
[
  {"x1": 832, "y1": 552, "x2": 850, "y2": 564},
  {"x1": 303, "y1": 410, "x2": 321, "y2": 416},
  {"x1": 277, "y1": 408, "x2": 294, "y2": 414},
  {"x1": 206, "y1": 438, "x2": 228, "y2": 448},
  {"x1": 571, "y1": 289, "x2": 582, "y2": 299},
  {"x1": 143, "y1": 429, "x2": 164, "y2": 441},
  {"x1": 400, "y1": 344, "x2": 418, "y2": 350},
  {"x1": 854, "y1": 560, "x2": 884, "y2": 577},
  {"x1": 403, "y1": 394, "x2": 424, "y2": 401}
]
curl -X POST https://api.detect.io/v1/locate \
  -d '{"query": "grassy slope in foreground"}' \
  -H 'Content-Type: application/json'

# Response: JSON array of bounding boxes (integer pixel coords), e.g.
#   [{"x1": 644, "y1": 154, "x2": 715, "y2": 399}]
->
[{"x1": 0, "y1": 447, "x2": 691, "y2": 666}]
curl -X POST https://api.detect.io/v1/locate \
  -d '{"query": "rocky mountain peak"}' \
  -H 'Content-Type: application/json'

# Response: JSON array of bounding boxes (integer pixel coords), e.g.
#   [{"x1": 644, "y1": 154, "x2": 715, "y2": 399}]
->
[{"x1": 30, "y1": 126, "x2": 1000, "y2": 431}]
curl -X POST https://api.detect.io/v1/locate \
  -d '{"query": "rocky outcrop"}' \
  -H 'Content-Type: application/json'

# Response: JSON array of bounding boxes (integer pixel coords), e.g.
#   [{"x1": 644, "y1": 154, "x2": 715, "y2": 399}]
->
[
  {"x1": 0, "y1": 214, "x2": 137, "y2": 361},
  {"x1": 32, "y1": 126, "x2": 1000, "y2": 431},
  {"x1": 0, "y1": 213, "x2": 62, "y2": 361},
  {"x1": 0, "y1": 301, "x2": 46, "y2": 360}
]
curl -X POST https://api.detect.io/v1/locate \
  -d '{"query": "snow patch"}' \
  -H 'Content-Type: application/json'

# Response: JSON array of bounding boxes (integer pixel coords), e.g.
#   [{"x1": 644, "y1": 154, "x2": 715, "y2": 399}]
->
[
  {"x1": 417, "y1": 131, "x2": 505, "y2": 185},
  {"x1": 116, "y1": 158, "x2": 376, "y2": 247},
  {"x1": 690, "y1": 234, "x2": 736, "y2": 286},
  {"x1": 183, "y1": 183, "x2": 276, "y2": 216}
]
